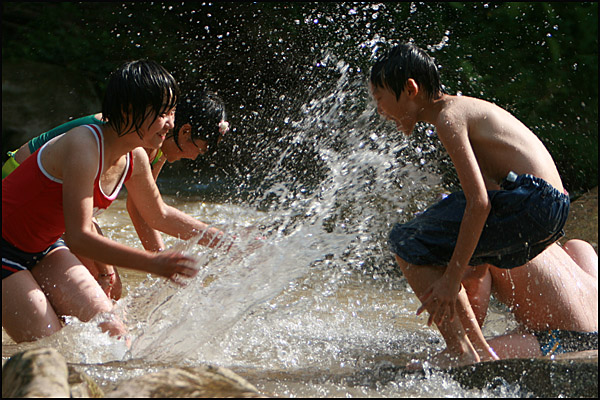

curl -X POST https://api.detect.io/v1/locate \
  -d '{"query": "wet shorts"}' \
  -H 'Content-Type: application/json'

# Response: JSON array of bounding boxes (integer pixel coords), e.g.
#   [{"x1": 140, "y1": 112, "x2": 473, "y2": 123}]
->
[
  {"x1": 388, "y1": 173, "x2": 570, "y2": 269},
  {"x1": 532, "y1": 330, "x2": 598, "y2": 356},
  {"x1": 1, "y1": 237, "x2": 67, "y2": 280}
]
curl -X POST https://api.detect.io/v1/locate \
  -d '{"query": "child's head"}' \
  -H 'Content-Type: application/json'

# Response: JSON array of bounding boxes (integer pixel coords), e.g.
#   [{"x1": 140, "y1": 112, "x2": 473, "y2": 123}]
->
[
  {"x1": 102, "y1": 60, "x2": 180, "y2": 137},
  {"x1": 170, "y1": 90, "x2": 228, "y2": 157},
  {"x1": 370, "y1": 44, "x2": 443, "y2": 101}
]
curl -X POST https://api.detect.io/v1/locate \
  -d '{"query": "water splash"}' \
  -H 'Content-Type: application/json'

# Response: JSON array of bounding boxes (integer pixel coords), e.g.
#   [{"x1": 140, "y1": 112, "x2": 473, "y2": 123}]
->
[{"x1": 121, "y1": 51, "x2": 448, "y2": 367}]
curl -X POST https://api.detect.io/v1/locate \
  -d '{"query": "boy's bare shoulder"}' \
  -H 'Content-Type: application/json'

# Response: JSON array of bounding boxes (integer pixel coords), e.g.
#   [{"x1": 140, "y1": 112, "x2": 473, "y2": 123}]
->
[
  {"x1": 434, "y1": 95, "x2": 480, "y2": 129},
  {"x1": 436, "y1": 95, "x2": 522, "y2": 136}
]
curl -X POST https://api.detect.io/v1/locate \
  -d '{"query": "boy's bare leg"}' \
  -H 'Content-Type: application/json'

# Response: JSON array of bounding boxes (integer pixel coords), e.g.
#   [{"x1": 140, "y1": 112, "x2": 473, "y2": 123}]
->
[
  {"x1": 395, "y1": 255, "x2": 493, "y2": 368},
  {"x1": 461, "y1": 264, "x2": 492, "y2": 327},
  {"x1": 486, "y1": 330, "x2": 542, "y2": 359},
  {"x1": 30, "y1": 247, "x2": 129, "y2": 340},
  {"x1": 2, "y1": 270, "x2": 63, "y2": 343},
  {"x1": 562, "y1": 239, "x2": 598, "y2": 279},
  {"x1": 490, "y1": 243, "x2": 598, "y2": 333}
]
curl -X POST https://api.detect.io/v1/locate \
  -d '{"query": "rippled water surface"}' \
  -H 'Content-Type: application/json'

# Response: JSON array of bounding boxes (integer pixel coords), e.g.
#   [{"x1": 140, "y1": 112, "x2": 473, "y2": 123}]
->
[{"x1": 3, "y1": 194, "x2": 522, "y2": 398}]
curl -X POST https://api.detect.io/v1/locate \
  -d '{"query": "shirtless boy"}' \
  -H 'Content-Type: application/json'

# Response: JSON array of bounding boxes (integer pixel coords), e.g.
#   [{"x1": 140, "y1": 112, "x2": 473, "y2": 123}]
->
[{"x1": 370, "y1": 43, "x2": 570, "y2": 368}]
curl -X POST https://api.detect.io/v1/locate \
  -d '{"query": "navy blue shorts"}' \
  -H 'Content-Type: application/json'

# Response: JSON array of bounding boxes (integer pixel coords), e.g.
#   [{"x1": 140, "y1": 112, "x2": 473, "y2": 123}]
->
[
  {"x1": 388, "y1": 173, "x2": 570, "y2": 269},
  {"x1": 2, "y1": 237, "x2": 67, "y2": 279}
]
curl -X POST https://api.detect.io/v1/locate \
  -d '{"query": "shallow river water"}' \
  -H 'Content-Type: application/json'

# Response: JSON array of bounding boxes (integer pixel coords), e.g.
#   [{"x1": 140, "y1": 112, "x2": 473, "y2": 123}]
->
[{"x1": 3, "y1": 195, "x2": 526, "y2": 398}]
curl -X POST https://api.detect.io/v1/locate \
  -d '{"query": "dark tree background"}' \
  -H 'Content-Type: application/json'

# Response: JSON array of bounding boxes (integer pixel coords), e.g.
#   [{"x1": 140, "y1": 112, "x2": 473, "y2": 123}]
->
[{"x1": 2, "y1": 2, "x2": 597, "y2": 199}]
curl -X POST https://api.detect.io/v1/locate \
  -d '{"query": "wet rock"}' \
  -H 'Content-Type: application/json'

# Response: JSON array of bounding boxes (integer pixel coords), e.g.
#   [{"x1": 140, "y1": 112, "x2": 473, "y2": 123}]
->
[
  {"x1": 105, "y1": 365, "x2": 267, "y2": 398},
  {"x1": 68, "y1": 365, "x2": 105, "y2": 398},
  {"x1": 2, "y1": 59, "x2": 101, "y2": 155},
  {"x1": 356, "y1": 350, "x2": 598, "y2": 398},
  {"x1": 2, "y1": 347, "x2": 70, "y2": 398},
  {"x1": 449, "y1": 350, "x2": 598, "y2": 398}
]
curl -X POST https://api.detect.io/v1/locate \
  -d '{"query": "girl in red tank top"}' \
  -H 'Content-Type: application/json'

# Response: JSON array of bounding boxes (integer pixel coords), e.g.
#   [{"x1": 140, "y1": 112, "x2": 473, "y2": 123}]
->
[{"x1": 2, "y1": 60, "x2": 211, "y2": 344}]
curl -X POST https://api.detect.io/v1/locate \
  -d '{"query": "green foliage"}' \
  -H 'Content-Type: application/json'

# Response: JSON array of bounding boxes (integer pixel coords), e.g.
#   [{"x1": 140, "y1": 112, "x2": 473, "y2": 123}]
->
[{"x1": 2, "y1": 1, "x2": 597, "y2": 193}]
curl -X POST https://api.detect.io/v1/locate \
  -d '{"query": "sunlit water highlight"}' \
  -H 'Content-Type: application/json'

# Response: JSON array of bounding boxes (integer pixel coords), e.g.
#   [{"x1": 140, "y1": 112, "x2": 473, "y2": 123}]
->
[{"x1": 2, "y1": 55, "x2": 524, "y2": 397}]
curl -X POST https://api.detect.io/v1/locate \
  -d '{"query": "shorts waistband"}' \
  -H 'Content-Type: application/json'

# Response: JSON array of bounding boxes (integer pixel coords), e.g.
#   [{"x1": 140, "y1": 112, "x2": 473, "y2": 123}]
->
[{"x1": 501, "y1": 172, "x2": 569, "y2": 198}]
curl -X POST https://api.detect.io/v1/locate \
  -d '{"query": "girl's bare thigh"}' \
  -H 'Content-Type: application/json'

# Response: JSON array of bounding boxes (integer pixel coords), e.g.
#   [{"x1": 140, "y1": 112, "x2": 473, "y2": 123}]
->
[
  {"x1": 2, "y1": 269, "x2": 62, "y2": 343},
  {"x1": 30, "y1": 247, "x2": 113, "y2": 322}
]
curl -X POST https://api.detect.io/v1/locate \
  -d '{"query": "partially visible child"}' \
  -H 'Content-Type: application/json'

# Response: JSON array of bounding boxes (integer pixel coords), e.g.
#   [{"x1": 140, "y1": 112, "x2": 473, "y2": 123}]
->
[
  {"x1": 127, "y1": 90, "x2": 230, "y2": 253},
  {"x1": 2, "y1": 60, "x2": 230, "y2": 343},
  {"x1": 464, "y1": 240, "x2": 597, "y2": 359},
  {"x1": 370, "y1": 44, "x2": 570, "y2": 368},
  {"x1": 2, "y1": 91, "x2": 230, "y2": 300}
]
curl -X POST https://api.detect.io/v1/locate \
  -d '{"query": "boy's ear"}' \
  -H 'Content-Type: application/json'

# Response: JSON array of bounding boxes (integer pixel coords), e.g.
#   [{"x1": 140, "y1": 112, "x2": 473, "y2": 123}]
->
[{"x1": 406, "y1": 78, "x2": 419, "y2": 97}]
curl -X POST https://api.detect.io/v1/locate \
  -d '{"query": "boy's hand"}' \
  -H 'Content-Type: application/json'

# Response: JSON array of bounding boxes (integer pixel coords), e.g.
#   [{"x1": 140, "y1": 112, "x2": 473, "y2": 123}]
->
[{"x1": 416, "y1": 273, "x2": 461, "y2": 326}]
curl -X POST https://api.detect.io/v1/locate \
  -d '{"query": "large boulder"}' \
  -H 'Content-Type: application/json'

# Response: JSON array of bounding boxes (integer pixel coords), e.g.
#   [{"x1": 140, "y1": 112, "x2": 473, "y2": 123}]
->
[
  {"x1": 2, "y1": 59, "x2": 101, "y2": 158},
  {"x1": 1, "y1": 347, "x2": 70, "y2": 398}
]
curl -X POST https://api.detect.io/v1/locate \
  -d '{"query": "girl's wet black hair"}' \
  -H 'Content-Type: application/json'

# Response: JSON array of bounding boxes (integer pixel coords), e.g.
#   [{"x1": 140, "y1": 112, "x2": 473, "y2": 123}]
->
[
  {"x1": 370, "y1": 43, "x2": 444, "y2": 101},
  {"x1": 102, "y1": 60, "x2": 180, "y2": 137},
  {"x1": 171, "y1": 90, "x2": 227, "y2": 155}
]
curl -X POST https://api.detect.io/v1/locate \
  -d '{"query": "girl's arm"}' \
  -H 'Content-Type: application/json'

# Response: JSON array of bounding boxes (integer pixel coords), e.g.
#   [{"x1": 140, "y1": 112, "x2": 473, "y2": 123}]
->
[
  {"x1": 126, "y1": 149, "x2": 167, "y2": 251},
  {"x1": 124, "y1": 148, "x2": 229, "y2": 249},
  {"x1": 60, "y1": 133, "x2": 196, "y2": 279}
]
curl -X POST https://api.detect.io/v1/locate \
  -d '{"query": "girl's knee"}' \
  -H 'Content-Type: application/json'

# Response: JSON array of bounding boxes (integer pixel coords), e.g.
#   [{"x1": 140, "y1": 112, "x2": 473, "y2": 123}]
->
[
  {"x1": 2, "y1": 271, "x2": 63, "y2": 343},
  {"x1": 98, "y1": 315, "x2": 128, "y2": 338}
]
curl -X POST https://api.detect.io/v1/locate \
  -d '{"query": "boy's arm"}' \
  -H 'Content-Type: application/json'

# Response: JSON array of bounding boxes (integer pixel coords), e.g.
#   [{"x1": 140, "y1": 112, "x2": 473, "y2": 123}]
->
[
  {"x1": 61, "y1": 133, "x2": 197, "y2": 279},
  {"x1": 417, "y1": 120, "x2": 491, "y2": 326},
  {"x1": 124, "y1": 148, "x2": 229, "y2": 249}
]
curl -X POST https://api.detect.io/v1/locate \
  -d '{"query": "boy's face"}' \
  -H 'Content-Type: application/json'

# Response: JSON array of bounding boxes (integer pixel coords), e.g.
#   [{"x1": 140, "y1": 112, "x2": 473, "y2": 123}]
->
[{"x1": 370, "y1": 83, "x2": 417, "y2": 136}]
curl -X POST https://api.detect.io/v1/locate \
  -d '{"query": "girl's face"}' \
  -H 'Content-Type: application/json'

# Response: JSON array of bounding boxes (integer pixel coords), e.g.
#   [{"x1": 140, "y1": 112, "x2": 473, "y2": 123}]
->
[
  {"x1": 140, "y1": 107, "x2": 176, "y2": 149},
  {"x1": 163, "y1": 123, "x2": 206, "y2": 163}
]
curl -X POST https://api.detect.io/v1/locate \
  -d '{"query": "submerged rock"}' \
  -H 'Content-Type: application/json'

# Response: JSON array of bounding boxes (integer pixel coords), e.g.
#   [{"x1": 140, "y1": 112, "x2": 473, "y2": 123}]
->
[
  {"x1": 2, "y1": 348, "x2": 266, "y2": 398},
  {"x1": 105, "y1": 365, "x2": 267, "y2": 398},
  {"x1": 68, "y1": 365, "x2": 104, "y2": 398}
]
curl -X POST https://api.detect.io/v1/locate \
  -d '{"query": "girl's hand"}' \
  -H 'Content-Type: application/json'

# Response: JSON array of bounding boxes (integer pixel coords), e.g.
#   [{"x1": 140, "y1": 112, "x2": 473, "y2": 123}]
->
[
  {"x1": 151, "y1": 251, "x2": 199, "y2": 285},
  {"x1": 98, "y1": 270, "x2": 123, "y2": 300}
]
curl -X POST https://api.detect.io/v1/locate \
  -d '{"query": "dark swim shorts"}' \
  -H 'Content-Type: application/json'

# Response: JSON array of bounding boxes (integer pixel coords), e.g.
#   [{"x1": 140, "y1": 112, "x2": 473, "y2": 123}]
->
[
  {"x1": 532, "y1": 330, "x2": 598, "y2": 356},
  {"x1": 1, "y1": 237, "x2": 67, "y2": 280},
  {"x1": 388, "y1": 172, "x2": 570, "y2": 269}
]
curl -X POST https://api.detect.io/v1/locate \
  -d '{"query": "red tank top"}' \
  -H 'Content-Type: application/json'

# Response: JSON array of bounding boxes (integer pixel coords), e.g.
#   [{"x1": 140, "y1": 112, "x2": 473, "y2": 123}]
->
[{"x1": 2, "y1": 125, "x2": 133, "y2": 253}]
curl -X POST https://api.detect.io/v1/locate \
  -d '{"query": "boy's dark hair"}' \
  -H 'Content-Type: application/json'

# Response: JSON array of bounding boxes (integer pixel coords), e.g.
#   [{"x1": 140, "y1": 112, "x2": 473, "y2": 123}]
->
[
  {"x1": 171, "y1": 90, "x2": 227, "y2": 155},
  {"x1": 102, "y1": 60, "x2": 180, "y2": 137},
  {"x1": 370, "y1": 43, "x2": 443, "y2": 101}
]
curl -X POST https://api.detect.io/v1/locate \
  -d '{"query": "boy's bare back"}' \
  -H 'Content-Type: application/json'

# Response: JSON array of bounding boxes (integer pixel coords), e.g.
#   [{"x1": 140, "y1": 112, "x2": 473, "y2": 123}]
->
[{"x1": 434, "y1": 94, "x2": 564, "y2": 192}]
